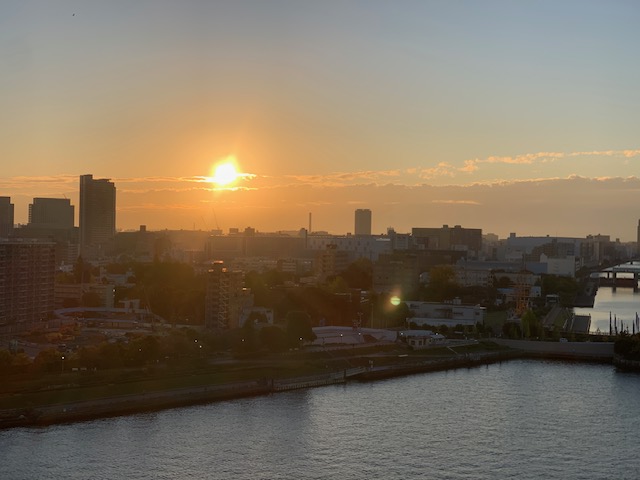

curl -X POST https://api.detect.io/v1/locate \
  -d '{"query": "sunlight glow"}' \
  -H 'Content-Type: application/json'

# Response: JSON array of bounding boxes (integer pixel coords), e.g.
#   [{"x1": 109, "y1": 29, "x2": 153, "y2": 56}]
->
[{"x1": 211, "y1": 159, "x2": 239, "y2": 187}]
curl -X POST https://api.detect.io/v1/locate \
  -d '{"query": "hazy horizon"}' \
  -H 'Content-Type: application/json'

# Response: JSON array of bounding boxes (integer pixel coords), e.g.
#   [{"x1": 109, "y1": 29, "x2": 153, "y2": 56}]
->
[{"x1": 2, "y1": 1, "x2": 640, "y2": 240}]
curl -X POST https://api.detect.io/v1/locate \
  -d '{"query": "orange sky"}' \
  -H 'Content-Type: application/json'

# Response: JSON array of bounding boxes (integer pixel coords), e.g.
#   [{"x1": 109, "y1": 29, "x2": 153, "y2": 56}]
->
[{"x1": 2, "y1": 2, "x2": 640, "y2": 240}]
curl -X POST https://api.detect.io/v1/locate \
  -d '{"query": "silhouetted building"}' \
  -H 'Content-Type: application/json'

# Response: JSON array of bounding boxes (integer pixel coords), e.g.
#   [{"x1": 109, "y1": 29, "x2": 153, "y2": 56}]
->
[
  {"x1": 15, "y1": 197, "x2": 79, "y2": 266},
  {"x1": 412, "y1": 225, "x2": 482, "y2": 258},
  {"x1": 355, "y1": 209, "x2": 372, "y2": 236},
  {"x1": 315, "y1": 244, "x2": 350, "y2": 282},
  {"x1": 79, "y1": 174, "x2": 116, "y2": 259},
  {"x1": 373, "y1": 252, "x2": 421, "y2": 295},
  {"x1": 0, "y1": 197, "x2": 14, "y2": 238},
  {"x1": 0, "y1": 239, "x2": 55, "y2": 325},
  {"x1": 307, "y1": 234, "x2": 392, "y2": 262},
  {"x1": 205, "y1": 232, "x2": 307, "y2": 262},
  {"x1": 29, "y1": 198, "x2": 74, "y2": 229},
  {"x1": 204, "y1": 262, "x2": 248, "y2": 329}
]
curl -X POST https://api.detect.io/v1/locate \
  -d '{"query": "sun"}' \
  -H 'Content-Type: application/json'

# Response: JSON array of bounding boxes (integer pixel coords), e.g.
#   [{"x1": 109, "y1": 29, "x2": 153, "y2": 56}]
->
[{"x1": 211, "y1": 160, "x2": 239, "y2": 187}]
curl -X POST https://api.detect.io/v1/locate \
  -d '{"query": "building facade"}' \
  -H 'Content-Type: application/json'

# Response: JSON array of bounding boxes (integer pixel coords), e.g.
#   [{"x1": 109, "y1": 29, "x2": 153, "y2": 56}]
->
[
  {"x1": 29, "y1": 198, "x2": 74, "y2": 229},
  {"x1": 204, "y1": 262, "x2": 249, "y2": 329},
  {"x1": 79, "y1": 174, "x2": 116, "y2": 259},
  {"x1": 355, "y1": 209, "x2": 372, "y2": 236},
  {"x1": 405, "y1": 300, "x2": 486, "y2": 328},
  {"x1": 412, "y1": 225, "x2": 482, "y2": 258},
  {"x1": 0, "y1": 240, "x2": 56, "y2": 325},
  {"x1": 0, "y1": 197, "x2": 14, "y2": 238}
]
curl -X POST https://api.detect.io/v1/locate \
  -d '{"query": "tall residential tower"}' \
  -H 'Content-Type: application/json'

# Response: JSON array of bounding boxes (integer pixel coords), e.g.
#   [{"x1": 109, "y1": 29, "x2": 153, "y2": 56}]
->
[
  {"x1": 354, "y1": 208, "x2": 372, "y2": 236},
  {"x1": 79, "y1": 175, "x2": 116, "y2": 259},
  {"x1": 0, "y1": 197, "x2": 14, "y2": 238}
]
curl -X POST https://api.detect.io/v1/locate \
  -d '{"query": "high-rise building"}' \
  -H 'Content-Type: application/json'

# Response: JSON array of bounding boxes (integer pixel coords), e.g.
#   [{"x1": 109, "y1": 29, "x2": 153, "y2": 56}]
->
[
  {"x1": 0, "y1": 197, "x2": 14, "y2": 238},
  {"x1": 637, "y1": 220, "x2": 640, "y2": 256},
  {"x1": 29, "y1": 198, "x2": 74, "y2": 229},
  {"x1": 0, "y1": 239, "x2": 56, "y2": 325},
  {"x1": 355, "y1": 208, "x2": 372, "y2": 236},
  {"x1": 204, "y1": 262, "x2": 248, "y2": 329},
  {"x1": 79, "y1": 174, "x2": 116, "y2": 259}
]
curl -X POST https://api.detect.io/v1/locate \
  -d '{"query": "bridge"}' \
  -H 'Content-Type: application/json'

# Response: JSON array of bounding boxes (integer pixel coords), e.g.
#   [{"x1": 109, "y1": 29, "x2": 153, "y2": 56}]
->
[{"x1": 600, "y1": 262, "x2": 640, "y2": 290}]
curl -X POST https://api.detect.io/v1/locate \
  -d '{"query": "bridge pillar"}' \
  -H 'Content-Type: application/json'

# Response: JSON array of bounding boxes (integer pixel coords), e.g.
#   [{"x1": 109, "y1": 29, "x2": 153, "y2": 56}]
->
[
  {"x1": 635, "y1": 273, "x2": 639, "y2": 292},
  {"x1": 612, "y1": 271, "x2": 617, "y2": 291}
]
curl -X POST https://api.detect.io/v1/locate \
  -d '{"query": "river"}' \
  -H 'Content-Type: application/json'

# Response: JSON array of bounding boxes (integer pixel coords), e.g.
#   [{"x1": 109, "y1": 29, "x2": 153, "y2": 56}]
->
[
  {"x1": 574, "y1": 262, "x2": 640, "y2": 333},
  {"x1": 2, "y1": 359, "x2": 639, "y2": 479}
]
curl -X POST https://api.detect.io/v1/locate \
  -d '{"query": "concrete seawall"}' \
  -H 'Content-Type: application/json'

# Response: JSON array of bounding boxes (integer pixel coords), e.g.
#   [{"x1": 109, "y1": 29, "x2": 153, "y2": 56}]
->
[
  {"x1": 0, "y1": 381, "x2": 272, "y2": 429},
  {"x1": 353, "y1": 351, "x2": 522, "y2": 381},
  {"x1": 493, "y1": 339, "x2": 614, "y2": 361}
]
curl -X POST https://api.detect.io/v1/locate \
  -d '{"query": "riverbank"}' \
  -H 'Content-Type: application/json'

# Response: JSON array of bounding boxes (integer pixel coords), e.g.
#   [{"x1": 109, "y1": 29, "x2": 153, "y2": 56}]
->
[
  {"x1": 0, "y1": 340, "x2": 615, "y2": 430},
  {"x1": 613, "y1": 354, "x2": 640, "y2": 371},
  {"x1": 492, "y1": 338, "x2": 614, "y2": 361}
]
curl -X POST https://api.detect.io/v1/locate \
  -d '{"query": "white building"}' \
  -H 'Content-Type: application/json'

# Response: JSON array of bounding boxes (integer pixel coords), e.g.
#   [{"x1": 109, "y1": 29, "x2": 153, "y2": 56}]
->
[
  {"x1": 405, "y1": 300, "x2": 486, "y2": 328},
  {"x1": 399, "y1": 329, "x2": 447, "y2": 349},
  {"x1": 540, "y1": 254, "x2": 577, "y2": 277}
]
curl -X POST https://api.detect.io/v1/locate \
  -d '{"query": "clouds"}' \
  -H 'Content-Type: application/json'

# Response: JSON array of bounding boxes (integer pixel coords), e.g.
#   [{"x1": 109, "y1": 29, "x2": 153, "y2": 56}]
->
[
  {"x1": 3, "y1": 146, "x2": 640, "y2": 240},
  {"x1": 107, "y1": 174, "x2": 640, "y2": 240}
]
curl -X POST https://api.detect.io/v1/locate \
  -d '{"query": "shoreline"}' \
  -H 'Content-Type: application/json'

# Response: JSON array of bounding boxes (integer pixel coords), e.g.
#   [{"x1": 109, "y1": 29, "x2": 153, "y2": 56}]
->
[
  {"x1": 1, "y1": 350, "x2": 516, "y2": 429},
  {"x1": 0, "y1": 343, "x2": 618, "y2": 430}
]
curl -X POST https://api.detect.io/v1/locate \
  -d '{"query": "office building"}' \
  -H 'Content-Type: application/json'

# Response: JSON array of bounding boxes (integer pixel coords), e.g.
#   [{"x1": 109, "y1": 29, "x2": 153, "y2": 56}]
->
[
  {"x1": 412, "y1": 225, "x2": 482, "y2": 258},
  {"x1": 355, "y1": 209, "x2": 372, "y2": 236},
  {"x1": 29, "y1": 198, "x2": 74, "y2": 229},
  {"x1": 15, "y1": 197, "x2": 78, "y2": 266},
  {"x1": 0, "y1": 239, "x2": 56, "y2": 325},
  {"x1": 0, "y1": 197, "x2": 14, "y2": 238},
  {"x1": 79, "y1": 174, "x2": 116, "y2": 259}
]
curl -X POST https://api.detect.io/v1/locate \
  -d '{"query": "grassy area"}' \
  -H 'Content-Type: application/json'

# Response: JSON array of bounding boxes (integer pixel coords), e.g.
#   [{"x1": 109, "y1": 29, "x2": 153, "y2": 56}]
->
[
  {"x1": 484, "y1": 310, "x2": 508, "y2": 333},
  {"x1": 0, "y1": 342, "x2": 507, "y2": 412},
  {"x1": 0, "y1": 355, "x2": 347, "y2": 410}
]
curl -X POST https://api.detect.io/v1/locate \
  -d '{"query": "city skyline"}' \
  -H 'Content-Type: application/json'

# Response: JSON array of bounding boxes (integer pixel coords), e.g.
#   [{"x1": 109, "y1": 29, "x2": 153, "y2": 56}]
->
[{"x1": 2, "y1": 1, "x2": 640, "y2": 240}]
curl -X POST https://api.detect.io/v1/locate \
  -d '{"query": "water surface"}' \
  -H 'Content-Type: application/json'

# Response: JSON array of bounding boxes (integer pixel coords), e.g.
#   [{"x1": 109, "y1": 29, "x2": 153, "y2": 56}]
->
[{"x1": 2, "y1": 360, "x2": 639, "y2": 479}]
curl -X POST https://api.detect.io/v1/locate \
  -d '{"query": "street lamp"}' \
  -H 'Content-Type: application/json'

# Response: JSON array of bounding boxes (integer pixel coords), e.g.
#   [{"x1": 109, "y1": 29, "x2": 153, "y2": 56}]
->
[{"x1": 61, "y1": 355, "x2": 65, "y2": 374}]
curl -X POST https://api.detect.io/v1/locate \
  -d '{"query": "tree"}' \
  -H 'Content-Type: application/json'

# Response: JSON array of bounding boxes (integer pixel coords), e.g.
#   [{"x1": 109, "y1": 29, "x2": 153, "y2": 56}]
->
[
  {"x1": 259, "y1": 326, "x2": 288, "y2": 352},
  {"x1": 502, "y1": 321, "x2": 522, "y2": 339},
  {"x1": 423, "y1": 265, "x2": 462, "y2": 302},
  {"x1": 521, "y1": 310, "x2": 542, "y2": 339},
  {"x1": 371, "y1": 293, "x2": 411, "y2": 328},
  {"x1": 326, "y1": 275, "x2": 350, "y2": 294},
  {"x1": 34, "y1": 348, "x2": 65, "y2": 373},
  {"x1": 82, "y1": 291, "x2": 103, "y2": 307},
  {"x1": 0, "y1": 349, "x2": 13, "y2": 377},
  {"x1": 542, "y1": 275, "x2": 580, "y2": 307},
  {"x1": 340, "y1": 259, "x2": 373, "y2": 290},
  {"x1": 285, "y1": 311, "x2": 316, "y2": 346},
  {"x1": 614, "y1": 333, "x2": 640, "y2": 361}
]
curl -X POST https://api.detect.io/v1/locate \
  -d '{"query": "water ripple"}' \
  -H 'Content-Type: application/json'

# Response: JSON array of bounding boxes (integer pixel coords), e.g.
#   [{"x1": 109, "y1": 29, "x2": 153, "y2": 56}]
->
[{"x1": 2, "y1": 360, "x2": 639, "y2": 479}]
